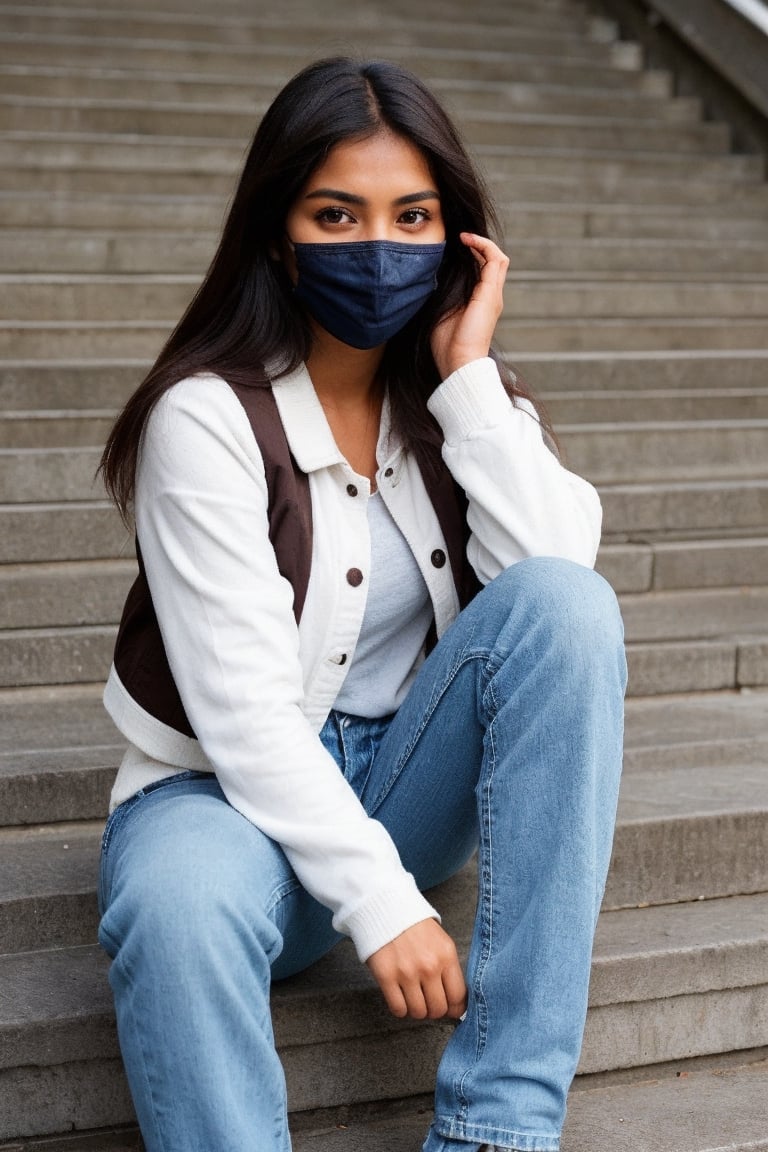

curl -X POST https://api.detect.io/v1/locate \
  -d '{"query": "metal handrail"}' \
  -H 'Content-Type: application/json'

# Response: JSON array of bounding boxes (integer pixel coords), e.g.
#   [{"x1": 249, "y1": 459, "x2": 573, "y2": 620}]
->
[{"x1": 720, "y1": 0, "x2": 768, "y2": 37}]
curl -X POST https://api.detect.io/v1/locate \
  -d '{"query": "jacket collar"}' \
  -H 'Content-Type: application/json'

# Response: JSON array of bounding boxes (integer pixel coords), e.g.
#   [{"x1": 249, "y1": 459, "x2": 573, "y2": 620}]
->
[{"x1": 270, "y1": 362, "x2": 401, "y2": 475}]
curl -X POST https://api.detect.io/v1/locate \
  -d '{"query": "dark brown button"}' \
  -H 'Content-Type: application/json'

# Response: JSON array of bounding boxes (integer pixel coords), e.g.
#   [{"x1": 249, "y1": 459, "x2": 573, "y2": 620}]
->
[
  {"x1": 384, "y1": 467, "x2": 394, "y2": 478},
  {"x1": 431, "y1": 549, "x2": 447, "y2": 568},
  {"x1": 346, "y1": 568, "x2": 364, "y2": 587},
  {"x1": 346, "y1": 484, "x2": 358, "y2": 497}
]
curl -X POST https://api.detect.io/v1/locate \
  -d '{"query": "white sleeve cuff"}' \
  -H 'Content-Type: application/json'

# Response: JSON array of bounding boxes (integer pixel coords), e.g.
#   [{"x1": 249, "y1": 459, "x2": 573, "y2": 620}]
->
[
  {"x1": 338, "y1": 880, "x2": 440, "y2": 963},
  {"x1": 427, "y1": 357, "x2": 513, "y2": 445}
]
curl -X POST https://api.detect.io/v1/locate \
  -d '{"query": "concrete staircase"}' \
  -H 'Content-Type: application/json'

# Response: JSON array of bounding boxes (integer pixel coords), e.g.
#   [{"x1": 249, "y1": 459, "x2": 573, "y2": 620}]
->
[{"x1": 1, "y1": 0, "x2": 767, "y2": 1147}]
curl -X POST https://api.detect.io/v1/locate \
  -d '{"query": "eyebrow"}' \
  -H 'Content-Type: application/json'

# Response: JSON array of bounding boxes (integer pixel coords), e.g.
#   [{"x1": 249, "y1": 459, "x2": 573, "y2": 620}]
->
[{"x1": 304, "y1": 188, "x2": 440, "y2": 206}]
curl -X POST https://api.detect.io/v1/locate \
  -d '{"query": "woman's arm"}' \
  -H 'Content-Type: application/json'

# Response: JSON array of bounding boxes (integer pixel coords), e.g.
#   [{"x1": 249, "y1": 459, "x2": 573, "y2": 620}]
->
[{"x1": 429, "y1": 234, "x2": 602, "y2": 579}]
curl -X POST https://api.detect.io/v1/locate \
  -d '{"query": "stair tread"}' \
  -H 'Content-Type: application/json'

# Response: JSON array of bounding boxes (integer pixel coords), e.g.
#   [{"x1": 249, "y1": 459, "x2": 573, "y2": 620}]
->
[
  {"x1": 1, "y1": 889, "x2": 766, "y2": 1067},
  {"x1": 288, "y1": 1061, "x2": 768, "y2": 1151}
]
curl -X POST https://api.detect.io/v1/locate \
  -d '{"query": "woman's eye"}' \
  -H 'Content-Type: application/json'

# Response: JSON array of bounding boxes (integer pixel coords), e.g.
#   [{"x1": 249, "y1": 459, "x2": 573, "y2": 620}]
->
[
  {"x1": 316, "y1": 207, "x2": 354, "y2": 225},
  {"x1": 398, "y1": 208, "x2": 430, "y2": 226}
]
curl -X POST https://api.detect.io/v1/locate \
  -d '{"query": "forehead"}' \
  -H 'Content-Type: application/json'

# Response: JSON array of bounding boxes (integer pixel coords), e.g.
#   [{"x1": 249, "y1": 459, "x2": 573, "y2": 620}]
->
[{"x1": 304, "y1": 131, "x2": 436, "y2": 197}]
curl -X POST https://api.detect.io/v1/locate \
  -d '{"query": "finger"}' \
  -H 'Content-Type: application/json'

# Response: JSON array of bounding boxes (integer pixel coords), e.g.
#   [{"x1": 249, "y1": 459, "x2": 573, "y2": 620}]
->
[
  {"x1": 459, "y1": 232, "x2": 508, "y2": 267},
  {"x1": 378, "y1": 977, "x2": 409, "y2": 1019},
  {"x1": 420, "y1": 974, "x2": 449, "y2": 1020},
  {"x1": 399, "y1": 977, "x2": 430, "y2": 1020},
  {"x1": 443, "y1": 963, "x2": 468, "y2": 1019}
]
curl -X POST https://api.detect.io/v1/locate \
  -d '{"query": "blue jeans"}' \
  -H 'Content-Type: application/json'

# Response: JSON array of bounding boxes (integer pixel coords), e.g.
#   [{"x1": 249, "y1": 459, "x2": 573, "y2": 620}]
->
[{"x1": 98, "y1": 558, "x2": 626, "y2": 1152}]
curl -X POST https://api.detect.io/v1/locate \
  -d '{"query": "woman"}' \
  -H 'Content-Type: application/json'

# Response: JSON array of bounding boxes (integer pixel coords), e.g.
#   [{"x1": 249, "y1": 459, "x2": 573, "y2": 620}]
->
[{"x1": 98, "y1": 57, "x2": 626, "y2": 1152}]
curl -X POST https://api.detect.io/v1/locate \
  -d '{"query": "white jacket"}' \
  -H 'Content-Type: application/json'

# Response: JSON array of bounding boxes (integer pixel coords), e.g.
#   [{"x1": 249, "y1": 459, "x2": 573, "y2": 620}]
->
[{"x1": 104, "y1": 356, "x2": 601, "y2": 961}]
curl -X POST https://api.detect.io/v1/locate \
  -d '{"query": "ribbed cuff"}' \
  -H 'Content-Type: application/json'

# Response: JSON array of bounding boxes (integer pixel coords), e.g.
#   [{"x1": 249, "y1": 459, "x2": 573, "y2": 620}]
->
[
  {"x1": 427, "y1": 357, "x2": 512, "y2": 445},
  {"x1": 337, "y1": 879, "x2": 441, "y2": 962}
]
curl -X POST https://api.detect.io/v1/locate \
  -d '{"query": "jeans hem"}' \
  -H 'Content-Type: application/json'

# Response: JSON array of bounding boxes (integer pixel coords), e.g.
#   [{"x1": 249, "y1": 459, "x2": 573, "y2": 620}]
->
[{"x1": 430, "y1": 1114, "x2": 560, "y2": 1152}]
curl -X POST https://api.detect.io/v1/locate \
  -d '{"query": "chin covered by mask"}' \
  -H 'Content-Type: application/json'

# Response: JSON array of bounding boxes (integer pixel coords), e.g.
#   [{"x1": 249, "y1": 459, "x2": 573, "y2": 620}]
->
[{"x1": 292, "y1": 239, "x2": 446, "y2": 349}]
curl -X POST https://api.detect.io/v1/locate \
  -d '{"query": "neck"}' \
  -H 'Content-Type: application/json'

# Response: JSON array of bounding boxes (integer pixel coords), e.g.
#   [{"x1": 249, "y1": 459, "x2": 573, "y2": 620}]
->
[{"x1": 306, "y1": 325, "x2": 385, "y2": 408}]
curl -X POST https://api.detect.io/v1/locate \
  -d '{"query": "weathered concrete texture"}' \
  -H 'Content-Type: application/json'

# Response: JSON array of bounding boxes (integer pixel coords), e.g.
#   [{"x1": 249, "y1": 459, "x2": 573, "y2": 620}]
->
[
  {"x1": 739, "y1": 641, "x2": 768, "y2": 687},
  {"x1": 0, "y1": 414, "x2": 117, "y2": 450},
  {"x1": 0, "y1": 504, "x2": 131, "y2": 564},
  {"x1": 0, "y1": 626, "x2": 116, "y2": 688},
  {"x1": 623, "y1": 689, "x2": 768, "y2": 771},
  {"x1": 620, "y1": 586, "x2": 768, "y2": 641},
  {"x1": 0, "y1": 561, "x2": 135, "y2": 630},
  {"x1": 0, "y1": 1061, "x2": 135, "y2": 1145},
  {"x1": 1, "y1": 891, "x2": 766, "y2": 1136},
  {"x1": 514, "y1": 349, "x2": 768, "y2": 391},
  {"x1": 7, "y1": 273, "x2": 768, "y2": 324},
  {"x1": 601, "y1": 478, "x2": 768, "y2": 537},
  {"x1": 268, "y1": 1060, "x2": 768, "y2": 1151},
  {"x1": 0, "y1": 449, "x2": 104, "y2": 503}
]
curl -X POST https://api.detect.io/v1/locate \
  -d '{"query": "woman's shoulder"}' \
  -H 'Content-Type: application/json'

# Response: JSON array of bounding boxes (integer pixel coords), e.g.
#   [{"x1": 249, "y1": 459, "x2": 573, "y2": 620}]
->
[{"x1": 141, "y1": 372, "x2": 270, "y2": 483}]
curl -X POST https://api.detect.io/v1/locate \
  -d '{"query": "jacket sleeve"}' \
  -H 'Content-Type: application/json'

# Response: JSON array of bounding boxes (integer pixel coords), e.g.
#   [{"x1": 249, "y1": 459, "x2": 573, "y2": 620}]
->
[
  {"x1": 134, "y1": 375, "x2": 438, "y2": 961},
  {"x1": 427, "y1": 357, "x2": 602, "y2": 581}
]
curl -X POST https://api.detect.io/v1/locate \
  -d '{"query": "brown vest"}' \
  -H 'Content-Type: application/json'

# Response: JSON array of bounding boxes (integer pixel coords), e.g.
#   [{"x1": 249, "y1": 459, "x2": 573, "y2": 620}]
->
[{"x1": 113, "y1": 381, "x2": 479, "y2": 739}]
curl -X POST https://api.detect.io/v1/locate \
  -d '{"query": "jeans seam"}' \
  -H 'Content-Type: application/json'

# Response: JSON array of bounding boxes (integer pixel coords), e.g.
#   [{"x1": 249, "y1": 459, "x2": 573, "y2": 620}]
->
[{"x1": 367, "y1": 648, "x2": 489, "y2": 815}]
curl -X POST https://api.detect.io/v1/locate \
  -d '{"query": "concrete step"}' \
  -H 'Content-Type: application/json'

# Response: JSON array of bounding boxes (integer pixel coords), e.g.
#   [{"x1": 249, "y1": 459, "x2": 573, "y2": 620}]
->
[
  {"x1": 6, "y1": 229, "x2": 768, "y2": 276},
  {"x1": 0, "y1": 98, "x2": 732, "y2": 156},
  {"x1": 0, "y1": 447, "x2": 105, "y2": 503},
  {"x1": 0, "y1": 11, "x2": 614, "y2": 57},
  {"x1": 0, "y1": 889, "x2": 766, "y2": 1138},
  {"x1": 6, "y1": 274, "x2": 768, "y2": 324},
  {"x1": 547, "y1": 389, "x2": 768, "y2": 423},
  {"x1": 1, "y1": 538, "x2": 766, "y2": 645},
  {"x1": 6, "y1": 317, "x2": 768, "y2": 359},
  {"x1": 496, "y1": 318, "x2": 768, "y2": 353},
  {"x1": 5, "y1": 684, "x2": 767, "y2": 825},
  {"x1": 2, "y1": 352, "x2": 765, "y2": 413},
  {"x1": 3, "y1": 161, "x2": 765, "y2": 208},
  {"x1": 4, "y1": 1059, "x2": 768, "y2": 1152},
  {"x1": 0, "y1": 67, "x2": 698, "y2": 122},
  {"x1": 0, "y1": 685, "x2": 122, "y2": 827},
  {"x1": 0, "y1": 411, "x2": 116, "y2": 447},
  {"x1": 4, "y1": 475, "x2": 768, "y2": 566},
  {"x1": 3, "y1": 618, "x2": 765, "y2": 694},
  {"x1": 620, "y1": 586, "x2": 768, "y2": 643},
  {"x1": 514, "y1": 349, "x2": 768, "y2": 391},
  {"x1": 0, "y1": 134, "x2": 756, "y2": 185},
  {"x1": 5, "y1": 191, "x2": 768, "y2": 243},
  {"x1": 8, "y1": 804, "x2": 764, "y2": 948},
  {"x1": 600, "y1": 478, "x2": 768, "y2": 540},
  {"x1": 599, "y1": 536, "x2": 768, "y2": 593},
  {"x1": 0, "y1": 502, "x2": 130, "y2": 564},
  {"x1": 562, "y1": 420, "x2": 768, "y2": 483},
  {"x1": 5, "y1": 546, "x2": 768, "y2": 633},
  {"x1": 9, "y1": 388, "x2": 768, "y2": 439},
  {"x1": 0, "y1": 361, "x2": 146, "y2": 409},
  {"x1": 0, "y1": 625, "x2": 115, "y2": 688},
  {"x1": 2, "y1": 544, "x2": 767, "y2": 627},
  {"x1": 5, "y1": 418, "x2": 768, "y2": 504},
  {"x1": 0, "y1": 560, "x2": 135, "y2": 629},
  {"x1": 293, "y1": 1061, "x2": 768, "y2": 1151},
  {"x1": 0, "y1": 34, "x2": 649, "y2": 87}
]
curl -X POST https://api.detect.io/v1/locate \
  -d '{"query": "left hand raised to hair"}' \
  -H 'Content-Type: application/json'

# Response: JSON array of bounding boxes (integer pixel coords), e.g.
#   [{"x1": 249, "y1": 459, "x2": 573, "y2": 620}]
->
[{"x1": 430, "y1": 232, "x2": 509, "y2": 380}]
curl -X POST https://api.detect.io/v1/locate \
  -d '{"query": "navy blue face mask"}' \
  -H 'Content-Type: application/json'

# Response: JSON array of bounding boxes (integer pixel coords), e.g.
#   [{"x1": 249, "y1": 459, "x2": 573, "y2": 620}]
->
[{"x1": 291, "y1": 239, "x2": 446, "y2": 350}]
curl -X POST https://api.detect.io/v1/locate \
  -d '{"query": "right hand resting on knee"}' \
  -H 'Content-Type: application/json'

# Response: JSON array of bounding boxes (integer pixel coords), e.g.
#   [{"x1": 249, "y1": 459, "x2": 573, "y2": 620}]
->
[{"x1": 366, "y1": 919, "x2": 467, "y2": 1020}]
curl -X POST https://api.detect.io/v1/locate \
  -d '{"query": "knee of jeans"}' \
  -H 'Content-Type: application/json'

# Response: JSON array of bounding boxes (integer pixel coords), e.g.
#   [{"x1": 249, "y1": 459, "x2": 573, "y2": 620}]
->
[
  {"x1": 99, "y1": 847, "x2": 283, "y2": 971},
  {"x1": 489, "y1": 557, "x2": 625, "y2": 655}
]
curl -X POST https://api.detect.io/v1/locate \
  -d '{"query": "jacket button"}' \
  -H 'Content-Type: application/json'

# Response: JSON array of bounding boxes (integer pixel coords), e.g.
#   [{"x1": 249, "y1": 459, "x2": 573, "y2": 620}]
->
[
  {"x1": 431, "y1": 549, "x2": 447, "y2": 568},
  {"x1": 384, "y1": 467, "x2": 394, "y2": 478},
  {"x1": 346, "y1": 567, "x2": 364, "y2": 587},
  {"x1": 346, "y1": 484, "x2": 358, "y2": 497}
]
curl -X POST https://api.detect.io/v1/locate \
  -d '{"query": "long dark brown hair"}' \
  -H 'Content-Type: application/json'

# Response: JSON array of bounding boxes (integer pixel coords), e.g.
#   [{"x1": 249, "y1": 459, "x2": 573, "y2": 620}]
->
[{"x1": 100, "y1": 56, "x2": 550, "y2": 520}]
